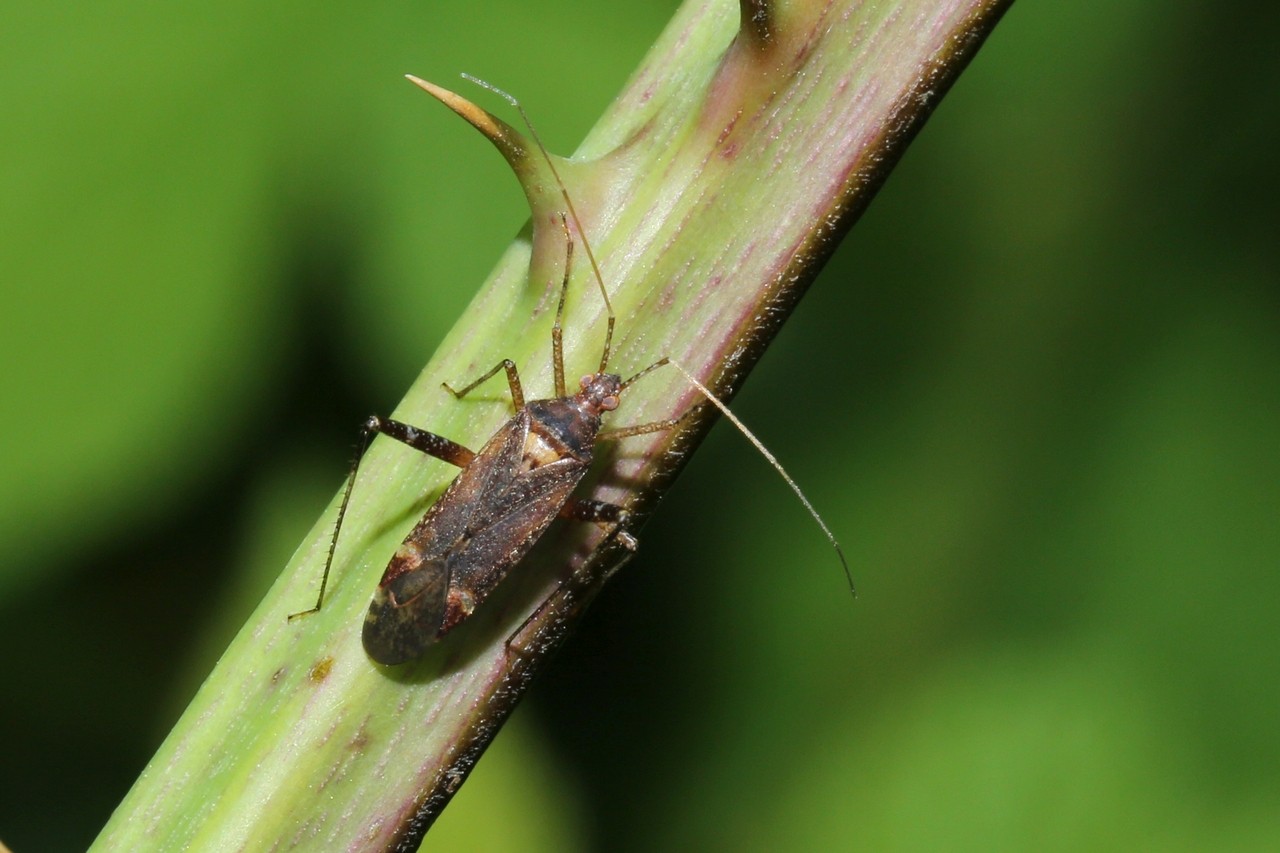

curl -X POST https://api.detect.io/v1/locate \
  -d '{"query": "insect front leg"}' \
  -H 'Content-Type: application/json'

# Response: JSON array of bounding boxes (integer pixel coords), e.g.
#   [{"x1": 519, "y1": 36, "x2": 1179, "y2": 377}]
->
[
  {"x1": 597, "y1": 401, "x2": 701, "y2": 442},
  {"x1": 598, "y1": 356, "x2": 701, "y2": 442},
  {"x1": 288, "y1": 415, "x2": 476, "y2": 620},
  {"x1": 587, "y1": 390, "x2": 704, "y2": 545},
  {"x1": 597, "y1": 416, "x2": 685, "y2": 442}
]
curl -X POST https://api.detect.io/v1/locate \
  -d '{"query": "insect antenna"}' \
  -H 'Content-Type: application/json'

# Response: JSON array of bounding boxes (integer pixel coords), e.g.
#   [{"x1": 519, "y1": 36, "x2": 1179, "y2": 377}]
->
[
  {"x1": 461, "y1": 73, "x2": 616, "y2": 374},
  {"x1": 619, "y1": 356, "x2": 671, "y2": 391},
  {"x1": 670, "y1": 360, "x2": 856, "y2": 598}
]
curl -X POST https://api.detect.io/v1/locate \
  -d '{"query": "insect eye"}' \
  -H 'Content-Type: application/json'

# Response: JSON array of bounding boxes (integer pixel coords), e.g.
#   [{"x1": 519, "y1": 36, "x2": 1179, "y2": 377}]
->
[
  {"x1": 602, "y1": 395, "x2": 619, "y2": 411},
  {"x1": 579, "y1": 375, "x2": 594, "y2": 390}
]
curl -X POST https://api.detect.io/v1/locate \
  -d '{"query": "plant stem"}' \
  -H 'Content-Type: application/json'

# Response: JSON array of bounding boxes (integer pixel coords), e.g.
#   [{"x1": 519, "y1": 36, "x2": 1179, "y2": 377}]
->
[{"x1": 92, "y1": 0, "x2": 1011, "y2": 849}]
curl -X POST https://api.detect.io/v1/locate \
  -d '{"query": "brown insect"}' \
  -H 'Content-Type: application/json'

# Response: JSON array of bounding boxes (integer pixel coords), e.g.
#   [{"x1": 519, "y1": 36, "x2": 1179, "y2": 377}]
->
[
  {"x1": 289, "y1": 200, "x2": 680, "y2": 664},
  {"x1": 290, "y1": 77, "x2": 851, "y2": 665}
]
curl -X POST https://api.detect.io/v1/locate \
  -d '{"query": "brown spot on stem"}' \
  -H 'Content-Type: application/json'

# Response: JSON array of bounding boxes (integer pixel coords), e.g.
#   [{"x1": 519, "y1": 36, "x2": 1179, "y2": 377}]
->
[
  {"x1": 348, "y1": 722, "x2": 371, "y2": 752},
  {"x1": 308, "y1": 656, "x2": 334, "y2": 683}
]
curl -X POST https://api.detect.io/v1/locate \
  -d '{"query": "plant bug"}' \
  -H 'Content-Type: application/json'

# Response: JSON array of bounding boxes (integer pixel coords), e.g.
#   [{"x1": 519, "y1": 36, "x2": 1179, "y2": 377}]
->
[
  {"x1": 290, "y1": 76, "x2": 852, "y2": 665},
  {"x1": 289, "y1": 208, "x2": 682, "y2": 665}
]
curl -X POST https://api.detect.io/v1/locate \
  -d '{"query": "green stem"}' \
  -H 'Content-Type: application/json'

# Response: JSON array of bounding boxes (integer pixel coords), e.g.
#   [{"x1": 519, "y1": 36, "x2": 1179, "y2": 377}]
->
[{"x1": 92, "y1": 0, "x2": 1010, "y2": 849}]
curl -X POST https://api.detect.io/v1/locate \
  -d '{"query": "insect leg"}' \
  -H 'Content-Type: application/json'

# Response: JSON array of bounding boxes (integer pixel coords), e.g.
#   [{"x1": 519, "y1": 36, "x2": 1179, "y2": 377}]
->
[
  {"x1": 598, "y1": 399, "x2": 702, "y2": 442},
  {"x1": 551, "y1": 213, "x2": 573, "y2": 398},
  {"x1": 369, "y1": 416, "x2": 476, "y2": 467},
  {"x1": 443, "y1": 358, "x2": 525, "y2": 412},
  {"x1": 560, "y1": 496, "x2": 638, "y2": 549},
  {"x1": 598, "y1": 416, "x2": 685, "y2": 441},
  {"x1": 504, "y1": 500, "x2": 637, "y2": 653},
  {"x1": 288, "y1": 415, "x2": 476, "y2": 620},
  {"x1": 597, "y1": 356, "x2": 701, "y2": 440},
  {"x1": 560, "y1": 496, "x2": 626, "y2": 523}
]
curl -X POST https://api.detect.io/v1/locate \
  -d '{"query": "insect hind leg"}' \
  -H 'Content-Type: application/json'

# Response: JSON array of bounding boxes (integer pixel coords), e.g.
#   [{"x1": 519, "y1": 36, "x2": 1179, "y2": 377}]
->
[
  {"x1": 368, "y1": 416, "x2": 477, "y2": 467},
  {"x1": 288, "y1": 415, "x2": 477, "y2": 620},
  {"x1": 560, "y1": 496, "x2": 638, "y2": 550},
  {"x1": 503, "y1": 505, "x2": 637, "y2": 654}
]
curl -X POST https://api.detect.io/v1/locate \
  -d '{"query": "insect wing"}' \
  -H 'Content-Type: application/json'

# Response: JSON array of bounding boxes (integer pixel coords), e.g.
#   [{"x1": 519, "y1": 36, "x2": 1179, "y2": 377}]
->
[
  {"x1": 363, "y1": 409, "x2": 588, "y2": 664},
  {"x1": 362, "y1": 556, "x2": 450, "y2": 665}
]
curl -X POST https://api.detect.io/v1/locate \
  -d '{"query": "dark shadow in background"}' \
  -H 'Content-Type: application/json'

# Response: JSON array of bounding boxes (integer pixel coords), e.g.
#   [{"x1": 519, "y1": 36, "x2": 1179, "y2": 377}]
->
[{"x1": 0, "y1": 206, "x2": 375, "y2": 852}]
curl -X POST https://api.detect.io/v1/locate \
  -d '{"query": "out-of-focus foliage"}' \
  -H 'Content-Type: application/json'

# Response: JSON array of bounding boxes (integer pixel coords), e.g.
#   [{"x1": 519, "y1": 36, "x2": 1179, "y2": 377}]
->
[{"x1": 1, "y1": 1, "x2": 1276, "y2": 851}]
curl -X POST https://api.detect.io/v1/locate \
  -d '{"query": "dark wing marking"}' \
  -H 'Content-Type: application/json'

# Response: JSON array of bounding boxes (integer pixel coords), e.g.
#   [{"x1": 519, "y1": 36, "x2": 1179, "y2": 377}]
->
[
  {"x1": 369, "y1": 409, "x2": 594, "y2": 653},
  {"x1": 363, "y1": 557, "x2": 450, "y2": 665}
]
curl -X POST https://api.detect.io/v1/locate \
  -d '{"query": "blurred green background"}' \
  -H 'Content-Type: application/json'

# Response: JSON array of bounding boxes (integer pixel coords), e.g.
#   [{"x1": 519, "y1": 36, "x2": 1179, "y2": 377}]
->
[{"x1": 2, "y1": 1, "x2": 1277, "y2": 850}]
